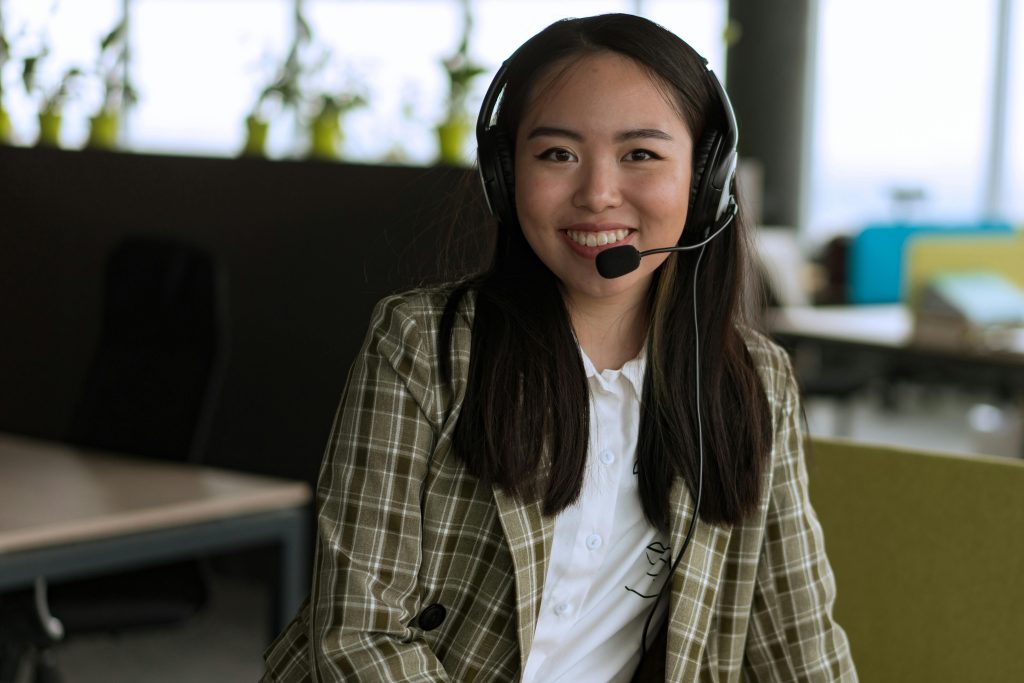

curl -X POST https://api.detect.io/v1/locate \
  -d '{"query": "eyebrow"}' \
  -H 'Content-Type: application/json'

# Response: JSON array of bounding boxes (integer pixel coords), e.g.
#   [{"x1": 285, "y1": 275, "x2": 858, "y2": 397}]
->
[{"x1": 526, "y1": 126, "x2": 673, "y2": 142}]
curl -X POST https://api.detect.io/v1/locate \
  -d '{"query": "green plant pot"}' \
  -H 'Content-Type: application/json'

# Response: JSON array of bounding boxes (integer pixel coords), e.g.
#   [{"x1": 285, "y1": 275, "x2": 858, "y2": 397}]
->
[
  {"x1": 309, "y1": 115, "x2": 341, "y2": 160},
  {"x1": 437, "y1": 118, "x2": 472, "y2": 165},
  {"x1": 0, "y1": 108, "x2": 11, "y2": 144},
  {"x1": 242, "y1": 116, "x2": 270, "y2": 157},
  {"x1": 87, "y1": 111, "x2": 119, "y2": 150},
  {"x1": 37, "y1": 112, "x2": 62, "y2": 147}
]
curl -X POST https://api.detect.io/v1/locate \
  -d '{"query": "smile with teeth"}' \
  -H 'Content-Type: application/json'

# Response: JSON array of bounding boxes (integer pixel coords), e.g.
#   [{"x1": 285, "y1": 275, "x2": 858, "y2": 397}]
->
[{"x1": 565, "y1": 228, "x2": 631, "y2": 248}]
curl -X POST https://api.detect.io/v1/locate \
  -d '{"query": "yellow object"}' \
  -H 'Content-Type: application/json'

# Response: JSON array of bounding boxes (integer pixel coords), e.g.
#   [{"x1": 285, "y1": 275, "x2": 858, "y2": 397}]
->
[
  {"x1": 86, "y1": 112, "x2": 119, "y2": 150},
  {"x1": 903, "y1": 230, "x2": 1024, "y2": 308},
  {"x1": 436, "y1": 118, "x2": 472, "y2": 165},
  {"x1": 808, "y1": 437, "x2": 1024, "y2": 682},
  {"x1": 0, "y1": 109, "x2": 11, "y2": 144},
  {"x1": 242, "y1": 115, "x2": 269, "y2": 157},
  {"x1": 309, "y1": 114, "x2": 341, "y2": 160},
  {"x1": 37, "y1": 112, "x2": 62, "y2": 147}
]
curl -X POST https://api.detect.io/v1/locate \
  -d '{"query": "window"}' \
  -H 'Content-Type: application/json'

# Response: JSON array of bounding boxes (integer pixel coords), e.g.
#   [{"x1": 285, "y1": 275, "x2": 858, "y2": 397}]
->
[
  {"x1": 806, "y1": 0, "x2": 1000, "y2": 244},
  {"x1": 1004, "y1": 0, "x2": 1024, "y2": 219},
  {"x1": 1, "y1": 0, "x2": 121, "y2": 147},
  {"x1": 1, "y1": 0, "x2": 728, "y2": 163},
  {"x1": 307, "y1": 0, "x2": 637, "y2": 164},
  {"x1": 130, "y1": 0, "x2": 293, "y2": 157},
  {"x1": 644, "y1": 0, "x2": 728, "y2": 75}
]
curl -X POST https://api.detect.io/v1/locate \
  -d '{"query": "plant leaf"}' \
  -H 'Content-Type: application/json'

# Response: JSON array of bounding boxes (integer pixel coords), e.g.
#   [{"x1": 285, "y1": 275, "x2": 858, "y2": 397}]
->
[
  {"x1": 296, "y1": 9, "x2": 312, "y2": 44},
  {"x1": 22, "y1": 55, "x2": 39, "y2": 92},
  {"x1": 100, "y1": 19, "x2": 126, "y2": 52}
]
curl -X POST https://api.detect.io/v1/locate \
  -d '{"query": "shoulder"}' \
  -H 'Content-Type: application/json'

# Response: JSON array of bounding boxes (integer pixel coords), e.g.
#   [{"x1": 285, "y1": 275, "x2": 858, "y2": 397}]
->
[
  {"x1": 370, "y1": 285, "x2": 476, "y2": 340},
  {"x1": 362, "y1": 285, "x2": 476, "y2": 420},
  {"x1": 738, "y1": 325, "x2": 799, "y2": 417}
]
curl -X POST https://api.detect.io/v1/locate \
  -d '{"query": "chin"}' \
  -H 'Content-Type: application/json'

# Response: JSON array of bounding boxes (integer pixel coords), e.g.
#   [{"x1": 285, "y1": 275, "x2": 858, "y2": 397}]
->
[{"x1": 563, "y1": 269, "x2": 651, "y2": 301}]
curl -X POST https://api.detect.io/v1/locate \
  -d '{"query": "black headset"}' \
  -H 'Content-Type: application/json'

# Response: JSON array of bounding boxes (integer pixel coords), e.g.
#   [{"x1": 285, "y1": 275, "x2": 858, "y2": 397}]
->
[{"x1": 476, "y1": 50, "x2": 739, "y2": 242}]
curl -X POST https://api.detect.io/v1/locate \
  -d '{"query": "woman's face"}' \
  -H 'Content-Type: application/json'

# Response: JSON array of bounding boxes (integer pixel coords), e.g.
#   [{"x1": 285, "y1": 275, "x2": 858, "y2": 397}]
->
[{"x1": 514, "y1": 51, "x2": 694, "y2": 309}]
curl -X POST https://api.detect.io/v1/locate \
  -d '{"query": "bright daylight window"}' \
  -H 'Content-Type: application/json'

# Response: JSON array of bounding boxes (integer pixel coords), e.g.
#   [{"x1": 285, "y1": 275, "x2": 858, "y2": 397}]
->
[
  {"x1": 0, "y1": 0, "x2": 727, "y2": 163},
  {"x1": 1004, "y1": 0, "x2": 1024, "y2": 220},
  {"x1": 1, "y1": 0, "x2": 121, "y2": 148},
  {"x1": 806, "y1": 0, "x2": 1004, "y2": 245}
]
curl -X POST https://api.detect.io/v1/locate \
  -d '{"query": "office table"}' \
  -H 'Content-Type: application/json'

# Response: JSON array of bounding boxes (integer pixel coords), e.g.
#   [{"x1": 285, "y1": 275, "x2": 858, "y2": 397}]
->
[
  {"x1": 0, "y1": 432, "x2": 312, "y2": 637},
  {"x1": 768, "y1": 304, "x2": 1024, "y2": 396}
]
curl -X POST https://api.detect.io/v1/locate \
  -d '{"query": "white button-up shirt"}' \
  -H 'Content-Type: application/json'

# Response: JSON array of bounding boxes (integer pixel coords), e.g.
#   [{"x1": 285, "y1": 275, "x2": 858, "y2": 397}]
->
[{"x1": 521, "y1": 346, "x2": 671, "y2": 683}]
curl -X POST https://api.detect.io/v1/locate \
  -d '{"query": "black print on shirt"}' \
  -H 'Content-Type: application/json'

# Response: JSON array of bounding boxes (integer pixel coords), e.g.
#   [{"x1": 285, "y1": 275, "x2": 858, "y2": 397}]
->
[{"x1": 625, "y1": 541, "x2": 672, "y2": 599}]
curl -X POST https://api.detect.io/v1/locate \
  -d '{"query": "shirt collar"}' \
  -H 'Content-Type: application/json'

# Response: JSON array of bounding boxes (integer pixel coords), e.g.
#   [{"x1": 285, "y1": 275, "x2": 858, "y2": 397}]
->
[{"x1": 578, "y1": 343, "x2": 647, "y2": 397}]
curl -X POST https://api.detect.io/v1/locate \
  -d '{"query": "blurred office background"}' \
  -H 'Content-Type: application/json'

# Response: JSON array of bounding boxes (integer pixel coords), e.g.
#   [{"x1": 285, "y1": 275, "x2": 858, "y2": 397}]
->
[
  {"x1": 1, "y1": 0, "x2": 1023, "y2": 681},
  {"x1": 2, "y1": 0, "x2": 1021, "y2": 240}
]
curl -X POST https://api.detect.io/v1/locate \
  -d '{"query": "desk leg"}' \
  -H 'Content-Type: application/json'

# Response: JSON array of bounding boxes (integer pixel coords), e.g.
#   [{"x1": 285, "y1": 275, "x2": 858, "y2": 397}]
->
[{"x1": 269, "y1": 509, "x2": 309, "y2": 641}]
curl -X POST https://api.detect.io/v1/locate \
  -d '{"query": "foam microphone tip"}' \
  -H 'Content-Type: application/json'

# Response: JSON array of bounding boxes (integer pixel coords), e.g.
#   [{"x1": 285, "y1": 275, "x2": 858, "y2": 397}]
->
[{"x1": 596, "y1": 245, "x2": 641, "y2": 279}]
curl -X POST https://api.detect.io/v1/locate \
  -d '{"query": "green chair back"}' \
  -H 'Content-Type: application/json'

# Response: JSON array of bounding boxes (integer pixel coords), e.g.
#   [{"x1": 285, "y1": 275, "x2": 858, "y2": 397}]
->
[{"x1": 808, "y1": 437, "x2": 1024, "y2": 682}]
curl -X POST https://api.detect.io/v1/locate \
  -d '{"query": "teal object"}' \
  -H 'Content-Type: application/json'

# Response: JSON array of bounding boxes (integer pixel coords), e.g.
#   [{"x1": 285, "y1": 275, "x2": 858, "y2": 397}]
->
[{"x1": 847, "y1": 222, "x2": 1013, "y2": 304}]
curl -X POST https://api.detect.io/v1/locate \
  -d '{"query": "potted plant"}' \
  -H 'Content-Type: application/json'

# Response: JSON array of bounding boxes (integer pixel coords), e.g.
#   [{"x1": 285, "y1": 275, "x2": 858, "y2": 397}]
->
[
  {"x1": 307, "y1": 90, "x2": 366, "y2": 160},
  {"x1": 437, "y1": 0, "x2": 486, "y2": 165},
  {"x1": 22, "y1": 46, "x2": 83, "y2": 147},
  {"x1": 243, "y1": 42, "x2": 304, "y2": 156},
  {"x1": 242, "y1": 7, "x2": 313, "y2": 157},
  {"x1": 86, "y1": 17, "x2": 137, "y2": 150},
  {"x1": 243, "y1": 8, "x2": 366, "y2": 162}
]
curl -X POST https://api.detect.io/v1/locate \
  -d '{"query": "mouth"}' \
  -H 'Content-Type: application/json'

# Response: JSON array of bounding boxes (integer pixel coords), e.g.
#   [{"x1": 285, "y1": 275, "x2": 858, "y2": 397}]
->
[{"x1": 562, "y1": 227, "x2": 633, "y2": 249}]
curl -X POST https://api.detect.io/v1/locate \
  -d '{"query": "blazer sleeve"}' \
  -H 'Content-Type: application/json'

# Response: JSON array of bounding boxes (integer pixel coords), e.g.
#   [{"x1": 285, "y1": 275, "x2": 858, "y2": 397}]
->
[
  {"x1": 310, "y1": 294, "x2": 450, "y2": 682},
  {"x1": 742, "y1": 348, "x2": 858, "y2": 682}
]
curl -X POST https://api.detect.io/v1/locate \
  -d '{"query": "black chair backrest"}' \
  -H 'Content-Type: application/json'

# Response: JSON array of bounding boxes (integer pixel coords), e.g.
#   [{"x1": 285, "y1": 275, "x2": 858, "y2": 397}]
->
[{"x1": 64, "y1": 236, "x2": 226, "y2": 463}]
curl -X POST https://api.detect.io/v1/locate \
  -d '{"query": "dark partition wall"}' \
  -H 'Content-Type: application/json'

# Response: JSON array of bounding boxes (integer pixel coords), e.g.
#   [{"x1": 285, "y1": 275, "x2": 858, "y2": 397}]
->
[{"x1": 0, "y1": 146, "x2": 489, "y2": 485}]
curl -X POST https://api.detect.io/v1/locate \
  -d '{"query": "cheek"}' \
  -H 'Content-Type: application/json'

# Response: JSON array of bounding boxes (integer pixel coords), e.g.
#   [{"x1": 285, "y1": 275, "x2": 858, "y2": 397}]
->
[
  {"x1": 513, "y1": 181, "x2": 549, "y2": 256},
  {"x1": 644, "y1": 170, "x2": 691, "y2": 224},
  {"x1": 515, "y1": 169, "x2": 561, "y2": 226}
]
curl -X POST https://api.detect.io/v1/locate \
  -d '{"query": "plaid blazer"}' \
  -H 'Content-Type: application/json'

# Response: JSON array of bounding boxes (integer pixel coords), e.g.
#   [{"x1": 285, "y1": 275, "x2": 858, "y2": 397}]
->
[{"x1": 262, "y1": 288, "x2": 856, "y2": 682}]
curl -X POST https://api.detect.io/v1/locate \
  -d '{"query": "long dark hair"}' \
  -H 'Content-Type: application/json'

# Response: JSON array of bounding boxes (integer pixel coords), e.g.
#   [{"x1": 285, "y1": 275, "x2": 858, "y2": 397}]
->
[{"x1": 439, "y1": 14, "x2": 771, "y2": 530}]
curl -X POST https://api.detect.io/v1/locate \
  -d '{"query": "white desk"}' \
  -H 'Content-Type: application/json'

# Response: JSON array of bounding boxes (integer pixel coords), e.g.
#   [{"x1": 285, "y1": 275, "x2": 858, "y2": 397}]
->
[
  {"x1": 0, "y1": 433, "x2": 312, "y2": 635},
  {"x1": 768, "y1": 304, "x2": 1024, "y2": 398},
  {"x1": 769, "y1": 304, "x2": 912, "y2": 348}
]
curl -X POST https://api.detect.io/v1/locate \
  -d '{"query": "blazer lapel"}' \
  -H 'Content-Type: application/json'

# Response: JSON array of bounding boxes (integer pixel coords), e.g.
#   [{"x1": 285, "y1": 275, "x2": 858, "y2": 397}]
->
[
  {"x1": 664, "y1": 477, "x2": 732, "y2": 681},
  {"x1": 493, "y1": 487, "x2": 553, "y2": 676}
]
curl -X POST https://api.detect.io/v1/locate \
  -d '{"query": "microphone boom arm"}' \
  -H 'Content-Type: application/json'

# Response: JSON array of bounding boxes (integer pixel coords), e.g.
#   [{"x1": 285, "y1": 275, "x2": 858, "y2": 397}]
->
[
  {"x1": 595, "y1": 199, "x2": 737, "y2": 279},
  {"x1": 638, "y1": 201, "x2": 737, "y2": 258}
]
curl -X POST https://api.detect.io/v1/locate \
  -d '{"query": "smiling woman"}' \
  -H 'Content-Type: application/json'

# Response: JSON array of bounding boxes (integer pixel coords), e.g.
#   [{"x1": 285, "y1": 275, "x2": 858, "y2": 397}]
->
[{"x1": 263, "y1": 13, "x2": 857, "y2": 683}]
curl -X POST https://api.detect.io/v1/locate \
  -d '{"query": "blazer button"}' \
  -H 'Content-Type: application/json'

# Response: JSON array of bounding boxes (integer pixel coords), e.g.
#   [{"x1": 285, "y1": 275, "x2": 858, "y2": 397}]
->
[{"x1": 418, "y1": 603, "x2": 447, "y2": 631}]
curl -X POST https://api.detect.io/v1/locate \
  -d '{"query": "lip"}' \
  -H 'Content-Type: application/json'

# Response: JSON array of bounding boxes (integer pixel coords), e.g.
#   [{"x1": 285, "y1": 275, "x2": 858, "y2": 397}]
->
[{"x1": 559, "y1": 223, "x2": 636, "y2": 259}]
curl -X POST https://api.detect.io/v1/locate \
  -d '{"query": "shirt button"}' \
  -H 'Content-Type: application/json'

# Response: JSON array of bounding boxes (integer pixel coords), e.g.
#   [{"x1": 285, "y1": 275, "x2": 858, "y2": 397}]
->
[
  {"x1": 599, "y1": 450, "x2": 615, "y2": 465},
  {"x1": 585, "y1": 534, "x2": 603, "y2": 550},
  {"x1": 554, "y1": 602, "x2": 573, "y2": 617}
]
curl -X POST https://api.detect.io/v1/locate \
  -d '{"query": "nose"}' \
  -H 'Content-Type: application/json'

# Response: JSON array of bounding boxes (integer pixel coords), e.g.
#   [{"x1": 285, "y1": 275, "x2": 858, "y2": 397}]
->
[{"x1": 572, "y1": 158, "x2": 622, "y2": 213}]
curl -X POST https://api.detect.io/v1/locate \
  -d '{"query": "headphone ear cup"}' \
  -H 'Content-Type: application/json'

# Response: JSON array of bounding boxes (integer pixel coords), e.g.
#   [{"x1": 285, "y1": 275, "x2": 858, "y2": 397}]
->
[
  {"x1": 688, "y1": 130, "x2": 723, "y2": 236},
  {"x1": 479, "y1": 129, "x2": 517, "y2": 227},
  {"x1": 493, "y1": 132, "x2": 516, "y2": 224}
]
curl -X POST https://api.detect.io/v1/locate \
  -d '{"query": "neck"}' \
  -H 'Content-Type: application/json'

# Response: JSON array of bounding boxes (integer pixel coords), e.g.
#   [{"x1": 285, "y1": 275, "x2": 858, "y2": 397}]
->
[{"x1": 566, "y1": 289, "x2": 648, "y2": 373}]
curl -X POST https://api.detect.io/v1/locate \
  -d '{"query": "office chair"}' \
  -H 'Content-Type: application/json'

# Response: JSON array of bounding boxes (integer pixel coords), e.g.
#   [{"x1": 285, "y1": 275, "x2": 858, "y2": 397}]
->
[
  {"x1": 63, "y1": 235, "x2": 225, "y2": 463},
  {"x1": 0, "y1": 236, "x2": 227, "y2": 682}
]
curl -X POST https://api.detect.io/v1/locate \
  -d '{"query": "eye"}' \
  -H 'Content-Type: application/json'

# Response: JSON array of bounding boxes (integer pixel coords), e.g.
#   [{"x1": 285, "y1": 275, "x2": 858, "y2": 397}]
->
[
  {"x1": 536, "y1": 147, "x2": 577, "y2": 163},
  {"x1": 623, "y1": 149, "x2": 663, "y2": 162}
]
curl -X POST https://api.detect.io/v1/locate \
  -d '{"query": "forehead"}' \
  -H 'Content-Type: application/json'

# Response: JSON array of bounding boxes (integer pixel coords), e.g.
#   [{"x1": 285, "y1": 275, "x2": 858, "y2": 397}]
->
[{"x1": 520, "y1": 51, "x2": 686, "y2": 131}]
